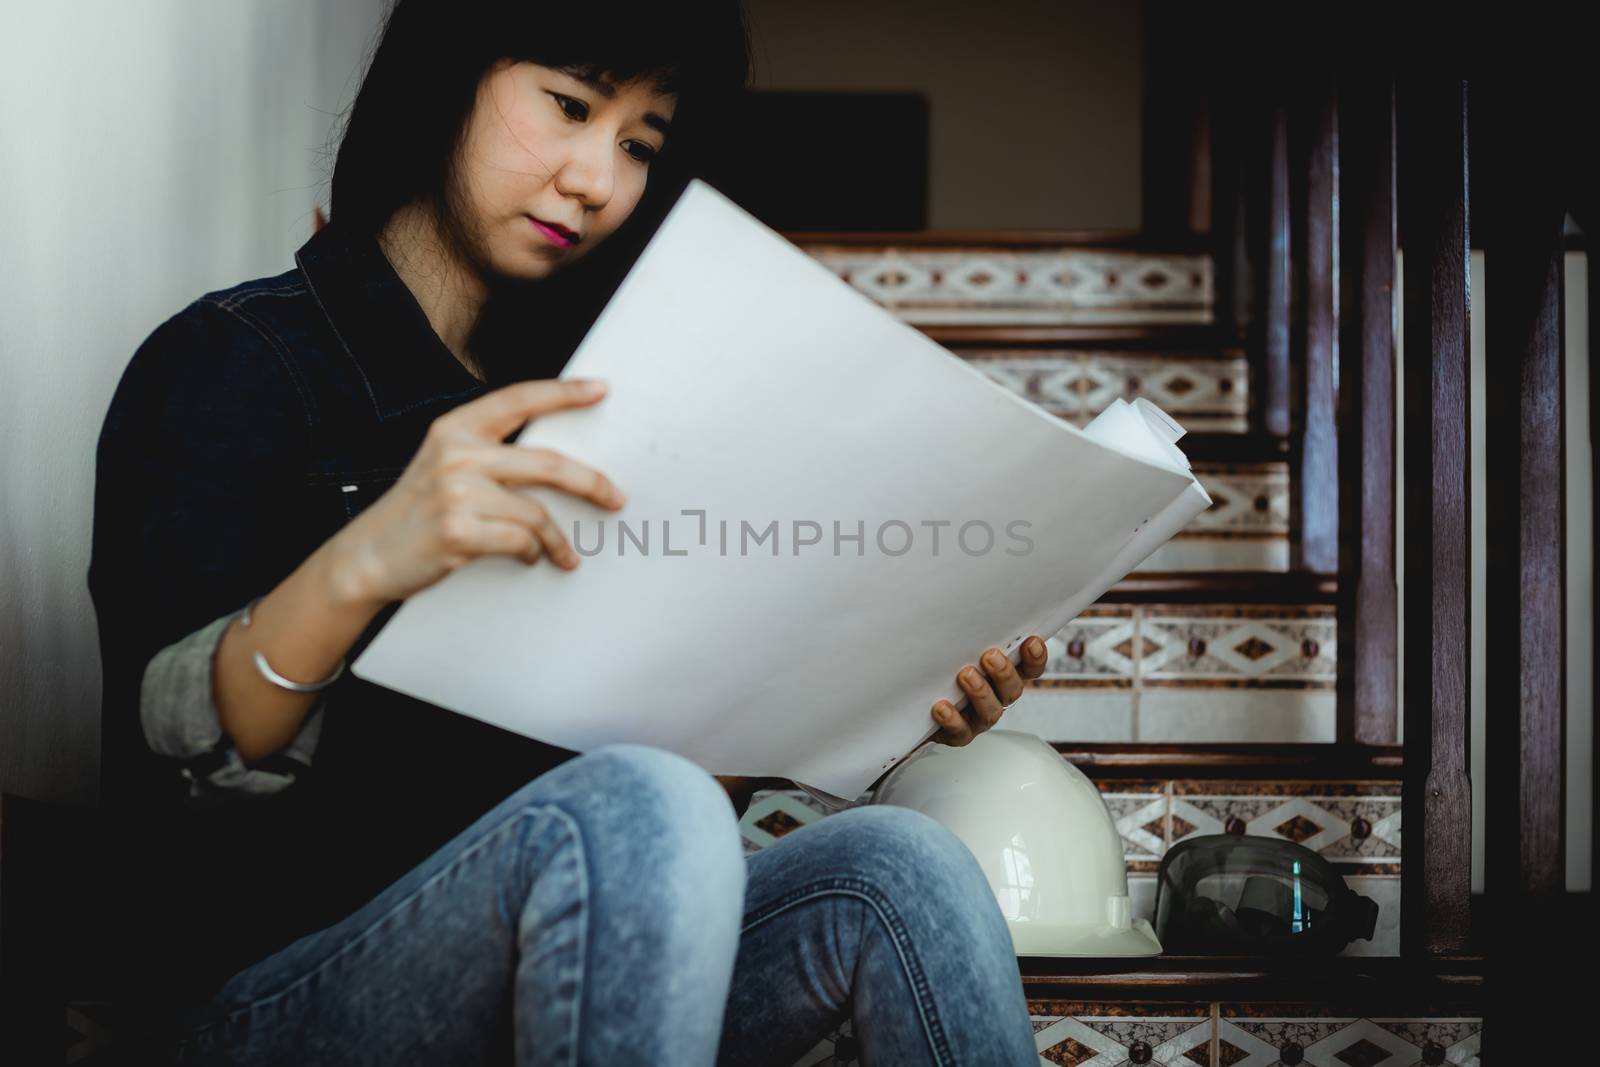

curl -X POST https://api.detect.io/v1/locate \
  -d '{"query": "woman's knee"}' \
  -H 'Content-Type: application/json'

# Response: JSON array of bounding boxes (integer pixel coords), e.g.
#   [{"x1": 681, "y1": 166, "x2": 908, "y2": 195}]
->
[
  {"x1": 812, "y1": 804, "x2": 997, "y2": 914},
  {"x1": 581, "y1": 743, "x2": 737, "y2": 822},
  {"x1": 523, "y1": 744, "x2": 746, "y2": 895}
]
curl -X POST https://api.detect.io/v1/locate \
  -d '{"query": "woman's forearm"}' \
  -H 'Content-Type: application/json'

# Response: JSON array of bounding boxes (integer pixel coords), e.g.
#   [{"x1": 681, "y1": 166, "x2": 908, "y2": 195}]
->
[{"x1": 213, "y1": 535, "x2": 386, "y2": 763}]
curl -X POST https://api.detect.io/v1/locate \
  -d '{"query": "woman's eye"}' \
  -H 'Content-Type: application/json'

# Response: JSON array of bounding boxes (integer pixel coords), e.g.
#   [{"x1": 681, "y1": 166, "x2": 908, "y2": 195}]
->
[
  {"x1": 550, "y1": 93, "x2": 588, "y2": 121},
  {"x1": 624, "y1": 141, "x2": 658, "y2": 165}
]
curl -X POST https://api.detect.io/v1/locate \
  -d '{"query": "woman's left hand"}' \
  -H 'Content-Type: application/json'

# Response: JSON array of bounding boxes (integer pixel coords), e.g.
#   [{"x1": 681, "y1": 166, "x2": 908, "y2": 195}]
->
[{"x1": 931, "y1": 636, "x2": 1049, "y2": 746}]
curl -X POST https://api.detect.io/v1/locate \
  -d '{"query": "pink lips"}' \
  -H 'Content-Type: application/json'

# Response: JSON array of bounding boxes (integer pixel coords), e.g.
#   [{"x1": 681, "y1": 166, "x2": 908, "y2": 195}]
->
[{"x1": 529, "y1": 217, "x2": 575, "y2": 249}]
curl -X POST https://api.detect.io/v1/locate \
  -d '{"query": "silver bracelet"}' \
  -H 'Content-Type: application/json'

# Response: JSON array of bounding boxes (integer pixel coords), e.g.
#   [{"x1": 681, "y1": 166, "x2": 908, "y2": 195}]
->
[{"x1": 238, "y1": 596, "x2": 345, "y2": 693}]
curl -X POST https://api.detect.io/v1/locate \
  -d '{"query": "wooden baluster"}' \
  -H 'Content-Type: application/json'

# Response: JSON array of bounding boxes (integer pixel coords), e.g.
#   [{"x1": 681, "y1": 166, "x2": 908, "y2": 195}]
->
[
  {"x1": 1210, "y1": 76, "x2": 1252, "y2": 342},
  {"x1": 1336, "y1": 79, "x2": 1399, "y2": 746},
  {"x1": 1288, "y1": 83, "x2": 1340, "y2": 574},
  {"x1": 1258, "y1": 103, "x2": 1292, "y2": 439},
  {"x1": 1481, "y1": 75, "x2": 1568, "y2": 1031},
  {"x1": 1397, "y1": 78, "x2": 1472, "y2": 956},
  {"x1": 1591, "y1": 230, "x2": 1599, "y2": 922}
]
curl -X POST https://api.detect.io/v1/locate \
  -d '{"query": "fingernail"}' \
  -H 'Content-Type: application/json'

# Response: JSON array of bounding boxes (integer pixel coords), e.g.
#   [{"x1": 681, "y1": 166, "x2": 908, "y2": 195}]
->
[
  {"x1": 961, "y1": 668, "x2": 981, "y2": 687},
  {"x1": 983, "y1": 650, "x2": 1005, "y2": 670}
]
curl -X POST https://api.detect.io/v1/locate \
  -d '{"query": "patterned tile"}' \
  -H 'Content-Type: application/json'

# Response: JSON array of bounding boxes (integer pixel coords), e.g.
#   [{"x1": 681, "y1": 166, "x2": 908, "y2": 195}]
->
[
  {"x1": 1140, "y1": 608, "x2": 1336, "y2": 689},
  {"x1": 1184, "y1": 468, "x2": 1290, "y2": 539},
  {"x1": 1217, "y1": 1012, "x2": 1480, "y2": 1067},
  {"x1": 1028, "y1": 1005, "x2": 1214, "y2": 1066},
  {"x1": 1167, "y1": 785, "x2": 1402, "y2": 868},
  {"x1": 959, "y1": 349, "x2": 1290, "y2": 573},
  {"x1": 962, "y1": 351, "x2": 1247, "y2": 432},
  {"x1": 1084, "y1": 355, "x2": 1248, "y2": 433},
  {"x1": 1095, "y1": 779, "x2": 1167, "y2": 871},
  {"x1": 966, "y1": 353, "x2": 1092, "y2": 421},
  {"x1": 740, "y1": 788, "x2": 831, "y2": 853},
  {"x1": 802, "y1": 248, "x2": 1214, "y2": 326},
  {"x1": 1021, "y1": 605, "x2": 1339, "y2": 744},
  {"x1": 1038, "y1": 608, "x2": 1139, "y2": 687},
  {"x1": 1031, "y1": 607, "x2": 1334, "y2": 692}
]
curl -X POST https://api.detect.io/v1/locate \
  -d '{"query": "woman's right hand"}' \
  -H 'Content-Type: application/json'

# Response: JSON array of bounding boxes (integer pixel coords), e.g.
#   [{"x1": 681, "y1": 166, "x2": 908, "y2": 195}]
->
[{"x1": 327, "y1": 377, "x2": 626, "y2": 607}]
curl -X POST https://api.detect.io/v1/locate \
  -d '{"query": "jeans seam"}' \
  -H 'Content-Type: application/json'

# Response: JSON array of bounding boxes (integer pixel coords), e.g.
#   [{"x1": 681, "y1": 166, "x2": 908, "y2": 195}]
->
[
  {"x1": 556, "y1": 807, "x2": 589, "y2": 1067},
  {"x1": 739, "y1": 877, "x2": 954, "y2": 1067},
  {"x1": 222, "y1": 802, "x2": 572, "y2": 1019}
]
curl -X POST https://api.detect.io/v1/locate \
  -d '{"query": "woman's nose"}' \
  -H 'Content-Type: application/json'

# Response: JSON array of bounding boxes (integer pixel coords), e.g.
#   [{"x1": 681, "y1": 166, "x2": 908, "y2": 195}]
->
[{"x1": 553, "y1": 130, "x2": 616, "y2": 212}]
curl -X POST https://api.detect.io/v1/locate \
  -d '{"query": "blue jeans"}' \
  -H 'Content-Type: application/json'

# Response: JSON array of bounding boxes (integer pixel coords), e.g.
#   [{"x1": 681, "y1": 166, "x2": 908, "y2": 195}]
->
[{"x1": 171, "y1": 745, "x2": 1037, "y2": 1065}]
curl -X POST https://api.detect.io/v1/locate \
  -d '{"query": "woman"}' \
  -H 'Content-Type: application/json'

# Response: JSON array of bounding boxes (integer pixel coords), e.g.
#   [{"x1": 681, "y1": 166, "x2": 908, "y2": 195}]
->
[{"x1": 87, "y1": 1, "x2": 1050, "y2": 1063}]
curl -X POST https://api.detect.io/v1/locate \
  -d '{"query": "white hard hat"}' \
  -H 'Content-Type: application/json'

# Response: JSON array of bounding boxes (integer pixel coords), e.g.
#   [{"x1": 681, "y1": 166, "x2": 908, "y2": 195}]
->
[{"x1": 872, "y1": 729, "x2": 1161, "y2": 957}]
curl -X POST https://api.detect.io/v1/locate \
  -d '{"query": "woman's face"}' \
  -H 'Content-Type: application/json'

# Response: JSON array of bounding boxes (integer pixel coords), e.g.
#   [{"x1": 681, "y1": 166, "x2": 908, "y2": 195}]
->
[{"x1": 448, "y1": 60, "x2": 678, "y2": 283}]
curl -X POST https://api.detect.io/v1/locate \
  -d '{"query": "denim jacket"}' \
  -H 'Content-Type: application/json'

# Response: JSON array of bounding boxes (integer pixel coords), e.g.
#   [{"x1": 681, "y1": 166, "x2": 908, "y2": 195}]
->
[{"x1": 87, "y1": 220, "x2": 576, "y2": 1028}]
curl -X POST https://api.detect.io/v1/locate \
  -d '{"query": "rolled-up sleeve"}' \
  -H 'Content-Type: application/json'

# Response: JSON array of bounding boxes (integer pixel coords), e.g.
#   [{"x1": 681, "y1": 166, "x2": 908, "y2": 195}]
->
[{"x1": 141, "y1": 607, "x2": 326, "y2": 801}]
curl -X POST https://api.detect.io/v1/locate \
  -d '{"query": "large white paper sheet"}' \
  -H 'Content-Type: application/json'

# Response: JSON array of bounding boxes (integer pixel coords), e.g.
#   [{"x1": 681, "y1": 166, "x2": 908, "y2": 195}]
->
[{"x1": 352, "y1": 180, "x2": 1210, "y2": 799}]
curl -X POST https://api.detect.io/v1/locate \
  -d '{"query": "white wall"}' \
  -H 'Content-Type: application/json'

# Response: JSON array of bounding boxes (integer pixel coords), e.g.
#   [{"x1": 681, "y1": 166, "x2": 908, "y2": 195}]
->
[{"x1": 0, "y1": 1, "x2": 386, "y2": 802}]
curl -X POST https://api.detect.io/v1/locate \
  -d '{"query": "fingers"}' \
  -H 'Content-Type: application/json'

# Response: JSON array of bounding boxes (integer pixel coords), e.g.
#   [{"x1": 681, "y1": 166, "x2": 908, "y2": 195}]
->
[
  {"x1": 437, "y1": 513, "x2": 547, "y2": 568},
  {"x1": 443, "y1": 377, "x2": 609, "y2": 442},
  {"x1": 457, "y1": 476, "x2": 582, "y2": 569},
  {"x1": 1018, "y1": 635, "x2": 1049, "y2": 680},
  {"x1": 932, "y1": 638, "x2": 1049, "y2": 746},
  {"x1": 930, "y1": 699, "x2": 975, "y2": 746},
  {"x1": 481, "y1": 444, "x2": 627, "y2": 512},
  {"x1": 961, "y1": 661, "x2": 1007, "y2": 728},
  {"x1": 930, "y1": 664, "x2": 1001, "y2": 747},
  {"x1": 979, "y1": 647, "x2": 1025, "y2": 706}
]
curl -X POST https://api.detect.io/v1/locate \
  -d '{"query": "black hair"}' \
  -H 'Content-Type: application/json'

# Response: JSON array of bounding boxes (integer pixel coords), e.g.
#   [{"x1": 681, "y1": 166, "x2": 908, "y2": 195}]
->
[{"x1": 330, "y1": 0, "x2": 753, "y2": 385}]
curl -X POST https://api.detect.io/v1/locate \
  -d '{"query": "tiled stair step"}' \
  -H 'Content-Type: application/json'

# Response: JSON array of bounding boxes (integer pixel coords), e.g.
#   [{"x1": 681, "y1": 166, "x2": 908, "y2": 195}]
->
[
  {"x1": 789, "y1": 234, "x2": 1217, "y2": 329},
  {"x1": 749, "y1": 769, "x2": 1414, "y2": 1048},
  {"x1": 1025, "y1": 1004, "x2": 1481, "y2": 1067},
  {"x1": 948, "y1": 343, "x2": 1291, "y2": 468},
  {"x1": 1094, "y1": 460, "x2": 1300, "y2": 575},
  {"x1": 809, "y1": 1000, "x2": 1482, "y2": 1067},
  {"x1": 1018, "y1": 956, "x2": 1485, "y2": 1006},
  {"x1": 1017, "y1": 966, "x2": 1478, "y2": 1067},
  {"x1": 924, "y1": 322, "x2": 1240, "y2": 347},
  {"x1": 1055, "y1": 743, "x2": 1403, "y2": 782},
  {"x1": 1098, "y1": 571, "x2": 1336, "y2": 603},
  {"x1": 952, "y1": 343, "x2": 1252, "y2": 435},
  {"x1": 749, "y1": 776, "x2": 1404, "y2": 927},
  {"x1": 959, "y1": 341, "x2": 1300, "y2": 576},
  {"x1": 1016, "y1": 599, "x2": 1348, "y2": 746}
]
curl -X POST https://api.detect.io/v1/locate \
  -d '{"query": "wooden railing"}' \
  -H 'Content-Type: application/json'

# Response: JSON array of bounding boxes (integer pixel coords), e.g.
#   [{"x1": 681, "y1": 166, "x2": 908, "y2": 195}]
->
[
  {"x1": 786, "y1": 68, "x2": 1589, "y2": 1039},
  {"x1": 1159, "y1": 57, "x2": 1586, "y2": 1043},
  {"x1": 1396, "y1": 77, "x2": 1473, "y2": 960}
]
